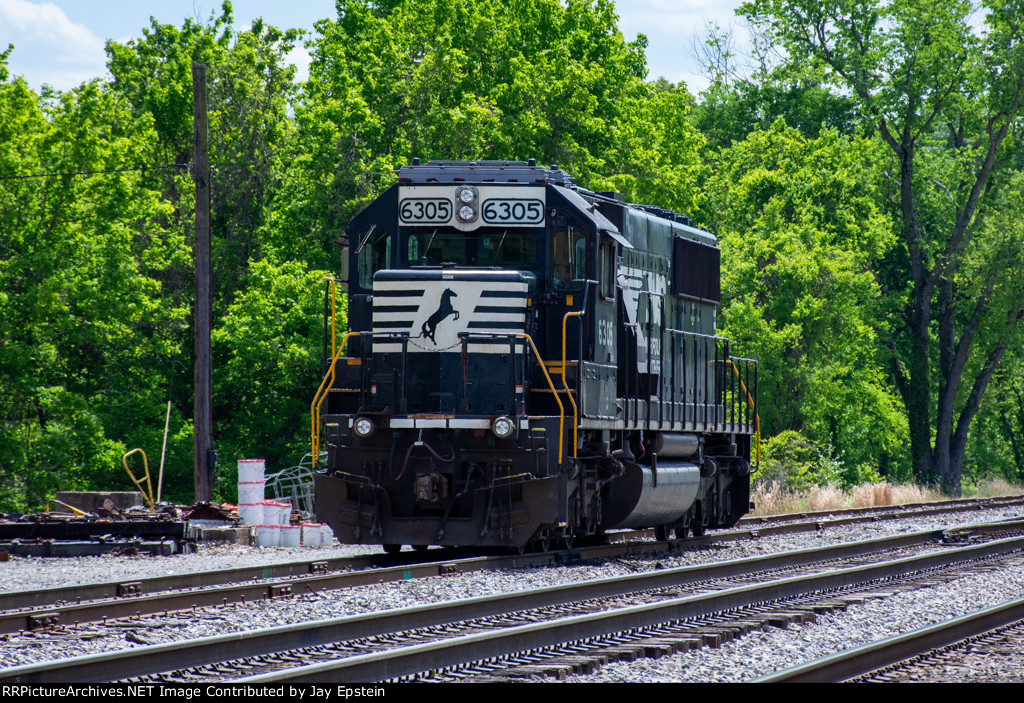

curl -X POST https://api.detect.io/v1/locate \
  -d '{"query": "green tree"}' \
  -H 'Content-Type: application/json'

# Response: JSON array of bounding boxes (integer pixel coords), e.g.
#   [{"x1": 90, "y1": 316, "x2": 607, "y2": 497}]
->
[
  {"x1": 701, "y1": 121, "x2": 905, "y2": 478},
  {"x1": 287, "y1": 0, "x2": 655, "y2": 254},
  {"x1": 0, "y1": 66, "x2": 189, "y2": 509},
  {"x1": 106, "y1": 3, "x2": 302, "y2": 304},
  {"x1": 740, "y1": 0, "x2": 1024, "y2": 494},
  {"x1": 691, "y1": 23, "x2": 857, "y2": 150},
  {"x1": 211, "y1": 258, "x2": 333, "y2": 491}
]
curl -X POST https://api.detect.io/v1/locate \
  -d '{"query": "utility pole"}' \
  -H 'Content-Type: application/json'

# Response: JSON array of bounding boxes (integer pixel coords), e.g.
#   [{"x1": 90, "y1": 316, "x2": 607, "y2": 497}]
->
[{"x1": 192, "y1": 62, "x2": 213, "y2": 502}]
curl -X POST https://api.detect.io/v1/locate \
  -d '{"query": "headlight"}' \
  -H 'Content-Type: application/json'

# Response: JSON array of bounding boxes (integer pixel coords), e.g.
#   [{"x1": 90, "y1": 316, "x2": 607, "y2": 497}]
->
[
  {"x1": 353, "y1": 416, "x2": 375, "y2": 438},
  {"x1": 457, "y1": 186, "x2": 476, "y2": 204},
  {"x1": 491, "y1": 415, "x2": 515, "y2": 439},
  {"x1": 458, "y1": 205, "x2": 475, "y2": 220}
]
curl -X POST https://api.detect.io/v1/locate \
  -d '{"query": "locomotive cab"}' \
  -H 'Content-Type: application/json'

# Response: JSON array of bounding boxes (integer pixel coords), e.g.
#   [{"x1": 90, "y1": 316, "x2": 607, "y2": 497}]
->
[{"x1": 312, "y1": 160, "x2": 758, "y2": 551}]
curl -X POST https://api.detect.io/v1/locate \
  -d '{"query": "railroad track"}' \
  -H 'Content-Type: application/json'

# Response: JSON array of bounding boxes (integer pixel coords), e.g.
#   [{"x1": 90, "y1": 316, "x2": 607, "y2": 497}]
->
[
  {"x1": 4, "y1": 495, "x2": 1022, "y2": 636},
  {"x1": 3, "y1": 521, "x2": 1023, "y2": 683},
  {"x1": 757, "y1": 596, "x2": 1024, "y2": 683}
]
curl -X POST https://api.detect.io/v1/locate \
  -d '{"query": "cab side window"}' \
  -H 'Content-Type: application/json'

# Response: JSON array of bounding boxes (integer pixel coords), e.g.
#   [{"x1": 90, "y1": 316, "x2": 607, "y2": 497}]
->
[
  {"x1": 357, "y1": 229, "x2": 391, "y2": 289},
  {"x1": 551, "y1": 226, "x2": 587, "y2": 290}
]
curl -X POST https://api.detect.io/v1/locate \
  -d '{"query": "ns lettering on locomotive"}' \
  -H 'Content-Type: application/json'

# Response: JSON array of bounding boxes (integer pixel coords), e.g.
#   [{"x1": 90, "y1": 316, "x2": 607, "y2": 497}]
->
[{"x1": 311, "y1": 160, "x2": 759, "y2": 552}]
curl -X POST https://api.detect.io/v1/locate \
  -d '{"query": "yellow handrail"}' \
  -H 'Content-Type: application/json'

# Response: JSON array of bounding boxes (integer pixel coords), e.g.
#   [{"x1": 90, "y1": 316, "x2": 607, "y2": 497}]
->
[
  {"x1": 722, "y1": 359, "x2": 761, "y2": 466},
  {"x1": 122, "y1": 448, "x2": 155, "y2": 510},
  {"x1": 561, "y1": 311, "x2": 583, "y2": 458},
  {"x1": 311, "y1": 331, "x2": 358, "y2": 466},
  {"x1": 518, "y1": 333, "x2": 566, "y2": 464},
  {"x1": 46, "y1": 498, "x2": 89, "y2": 517},
  {"x1": 325, "y1": 277, "x2": 338, "y2": 360}
]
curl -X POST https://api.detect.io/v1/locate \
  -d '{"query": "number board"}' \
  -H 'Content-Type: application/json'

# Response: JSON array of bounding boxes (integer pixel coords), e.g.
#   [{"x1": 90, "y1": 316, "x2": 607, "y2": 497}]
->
[
  {"x1": 398, "y1": 185, "x2": 546, "y2": 231},
  {"x1": 481, "y1": 199, "x2": 544, "y2": 225},
  {"x1": 399, "y1": 198, "x2": 452, "y2": 224}
]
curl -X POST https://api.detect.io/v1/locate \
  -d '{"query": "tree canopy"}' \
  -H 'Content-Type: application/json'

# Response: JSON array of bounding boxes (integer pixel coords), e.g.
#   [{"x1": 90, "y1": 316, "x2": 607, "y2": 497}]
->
[{"x1": 2, "y1": 0, "x2": 1023, "y2": 509}]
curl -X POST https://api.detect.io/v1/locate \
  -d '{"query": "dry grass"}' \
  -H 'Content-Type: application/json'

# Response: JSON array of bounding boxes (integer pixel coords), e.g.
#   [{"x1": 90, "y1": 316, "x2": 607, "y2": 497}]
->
[
  {"x1": 751, "y1": 481, "x2": 952, "y2": 516},
  {"x1": 750, "y1": 482, "x2": 805, "y2": 516},
  {"x1": 850, "y1": 482, "x2": 892, "y2": 507},
  {"x1": 975, "y1": 477, "x2": 1024, "y2": 498},
  {"x1": 806, "y1": 485, "x2": 846, "y2": 511},
  {"x1": 890, "y1": 483, "x2": 935, "y2": 504}
]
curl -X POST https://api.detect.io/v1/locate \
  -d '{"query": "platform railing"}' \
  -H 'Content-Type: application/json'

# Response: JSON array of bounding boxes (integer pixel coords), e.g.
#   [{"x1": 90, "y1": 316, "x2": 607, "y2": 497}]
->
[{"x1": 311, "y1": 329, "x2": 569, "y2": 467}]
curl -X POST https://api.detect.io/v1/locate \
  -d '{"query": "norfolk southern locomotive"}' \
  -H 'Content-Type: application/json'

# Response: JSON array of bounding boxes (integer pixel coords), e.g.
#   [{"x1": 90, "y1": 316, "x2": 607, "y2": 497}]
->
[{"x1": 312, "y1": 160, "x2": 758, "y2": 551}]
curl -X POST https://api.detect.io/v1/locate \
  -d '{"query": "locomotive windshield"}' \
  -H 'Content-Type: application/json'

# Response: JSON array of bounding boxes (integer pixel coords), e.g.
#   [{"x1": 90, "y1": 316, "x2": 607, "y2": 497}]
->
[{"x1": 404, "y1": 229, "x2": 538, "y2": 268}]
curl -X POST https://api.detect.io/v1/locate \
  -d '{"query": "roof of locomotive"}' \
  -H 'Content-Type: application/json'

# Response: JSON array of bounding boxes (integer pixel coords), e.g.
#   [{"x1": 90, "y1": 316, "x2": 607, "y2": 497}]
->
[
  {"x1": 392, "y1": 159, "x2": 714, "y2": 247},
  {"x1": 397, "y1": 159, "x2": 574, "y2": 186}
]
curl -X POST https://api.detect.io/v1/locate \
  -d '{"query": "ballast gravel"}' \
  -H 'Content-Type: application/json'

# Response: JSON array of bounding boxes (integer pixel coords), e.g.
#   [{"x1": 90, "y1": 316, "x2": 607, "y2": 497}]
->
[{"x1": 2, "y1": 504, "x2": 1023, "y2": 681}]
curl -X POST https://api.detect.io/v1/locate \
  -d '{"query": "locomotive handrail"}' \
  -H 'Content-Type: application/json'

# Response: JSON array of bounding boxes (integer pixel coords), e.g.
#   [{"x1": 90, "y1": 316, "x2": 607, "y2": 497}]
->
[
  {"x1": 311, "y1": 331, "x2": 359, "y2": 467},
  {"x1": 721, "y1": 358, "x2": 761, "y2": 466},
  {"x1": 312, "y1": 330, "x2": 567, "y2": 466},
  {"x1": 559, "y1": 279, "x2": 595, "y2": 459},
  {"x1": 323, "y1": 277, "x2": 342, "y2": 360},
  {"x1": 517, "y1": 333, "x2": 566, "y2": 464}
]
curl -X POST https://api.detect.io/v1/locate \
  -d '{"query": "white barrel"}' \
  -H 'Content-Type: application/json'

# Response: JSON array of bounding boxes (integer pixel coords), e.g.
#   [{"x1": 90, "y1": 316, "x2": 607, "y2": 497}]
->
[
  {"x1": 237, "y1": 459, "x2": 265, "y2": 483},
  {"x1": 320, "y1": 523, "x2": 335, "y2": 546},
  {"x1": 262, "y1": 500, "x2": 286, "y2": 526},
  {"x1": 256, "y1": 525, "x2": 280, "y2": 548},
  {"x1": 302, "y1": 523, "x2": 321, "y2": 547},
  {"x1": 237, "y1": 481, "x2": 265, "y2": 504},
  {"x1": 281, "y1": 525, "x2": 301, "y2": 548},
  {"x1": 238, "y1": 503, "x2": 263, "y2": 525}
]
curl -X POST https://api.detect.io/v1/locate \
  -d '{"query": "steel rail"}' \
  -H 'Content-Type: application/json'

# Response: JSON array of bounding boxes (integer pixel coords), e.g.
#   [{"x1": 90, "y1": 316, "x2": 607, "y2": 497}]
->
[
  {"x1": 753, "y1": 596, "x2": 1024, "y2": 683},
  {"x1": 238, "y1": 535, "x2": 1024, "y2": 683},
  {"x1": 738, "y1": 495, "x2": 1024, "y2": 525},
  {"x1": 6, "y1": 509, "x2": 1024, "y2": 633},
  {"x1": 3, "y1": 529, "x2": 1019, "y2": 684}
]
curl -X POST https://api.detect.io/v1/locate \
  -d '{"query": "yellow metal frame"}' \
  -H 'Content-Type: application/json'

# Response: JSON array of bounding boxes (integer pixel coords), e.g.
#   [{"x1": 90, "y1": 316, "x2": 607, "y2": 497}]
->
[
  {"x1": 311, "y1": 330, "x2": 358, "y2": 466},
  {"x1": 46, "y1": 498, "x2": 89, "y2": 517},
  {"x1": 518, "y1": 333, "x2": 566, "y2": 464},
  {"x1": 122, "y1": 448, "x2": 155, "y2": 510}
]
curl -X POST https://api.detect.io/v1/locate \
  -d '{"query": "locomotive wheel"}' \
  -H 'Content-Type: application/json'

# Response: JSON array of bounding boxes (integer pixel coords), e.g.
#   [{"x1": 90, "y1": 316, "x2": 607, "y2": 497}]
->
[
  {"x1": 383, "y1": 543, "x2": 402, "y2": 555},
  {"x1": 691, "y1": 522, "x2": 705, "y2": 537},
  {"x1": 561, "y1": 532, "x2": 575, "y2": 550},
  {"x1": 654, "y1": 525, "x2": 672, "y2": 541},
  {"x1": 537, "y1": 532, "x2": 552, "y2": 552}
]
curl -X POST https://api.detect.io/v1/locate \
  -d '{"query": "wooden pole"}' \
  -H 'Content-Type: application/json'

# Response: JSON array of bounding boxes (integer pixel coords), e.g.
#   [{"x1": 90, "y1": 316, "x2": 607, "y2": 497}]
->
[
  {"x1": 158, "y1": 399, "x2": 171, "y2": 503},
  {"x1": 192, "y1": 62, "x2": 213, "y2": 502}
]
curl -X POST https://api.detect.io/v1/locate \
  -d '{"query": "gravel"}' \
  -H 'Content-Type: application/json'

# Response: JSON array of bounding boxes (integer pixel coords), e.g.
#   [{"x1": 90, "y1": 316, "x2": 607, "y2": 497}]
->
[{"x1": 2, "y1": 504, "x2": 1023, "y2": 680}]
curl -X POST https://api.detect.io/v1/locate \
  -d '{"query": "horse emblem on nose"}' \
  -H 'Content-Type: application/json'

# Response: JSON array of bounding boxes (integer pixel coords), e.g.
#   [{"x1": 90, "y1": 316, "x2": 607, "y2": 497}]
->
[{"x1": 420, "y1": 288, "x2": 459, "y2": 344}]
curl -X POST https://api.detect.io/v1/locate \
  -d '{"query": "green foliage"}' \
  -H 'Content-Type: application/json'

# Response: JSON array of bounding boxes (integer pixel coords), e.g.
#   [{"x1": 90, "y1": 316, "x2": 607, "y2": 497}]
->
[
  {"x1": 0, "y1": 73, "x2": 187, "y2": 509},
  {"x1": 5, "y1": 0, "x2": 1024, "y2": 510},
  {"x1": 107, "y1": 4, "x2": 303, "y2": 303},
  {"x1": 738, "y1": 0, "x2": 1024, "y2": 495},
  {"x1": 690, "y1": 24, "x2": 857, "y2": 150},
  {"x1": 212, "y1": 258, "x2": 334, "y2": 497},
  {"x1": 291, "y1": 0, "x2": 660, "y2": 235},
  {"x1": 702, "y1": 121, "x2": 907, "y2": 477},
  {"x1": 756, "y1": 430, "x2": 883, "y2": 491}
]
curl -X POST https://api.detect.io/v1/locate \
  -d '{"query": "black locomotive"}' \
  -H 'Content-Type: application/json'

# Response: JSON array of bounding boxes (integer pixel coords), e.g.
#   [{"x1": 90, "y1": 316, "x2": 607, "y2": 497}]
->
[{"x1": 312, "y1": 160, "x2": 758, "y2": 551}]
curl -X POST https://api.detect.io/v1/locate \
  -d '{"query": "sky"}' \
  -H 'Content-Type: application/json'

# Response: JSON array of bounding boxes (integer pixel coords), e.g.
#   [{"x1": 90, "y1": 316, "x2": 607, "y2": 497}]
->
[{"x1": 0, "y1": 0, "x2": 748, "y2": 95}]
